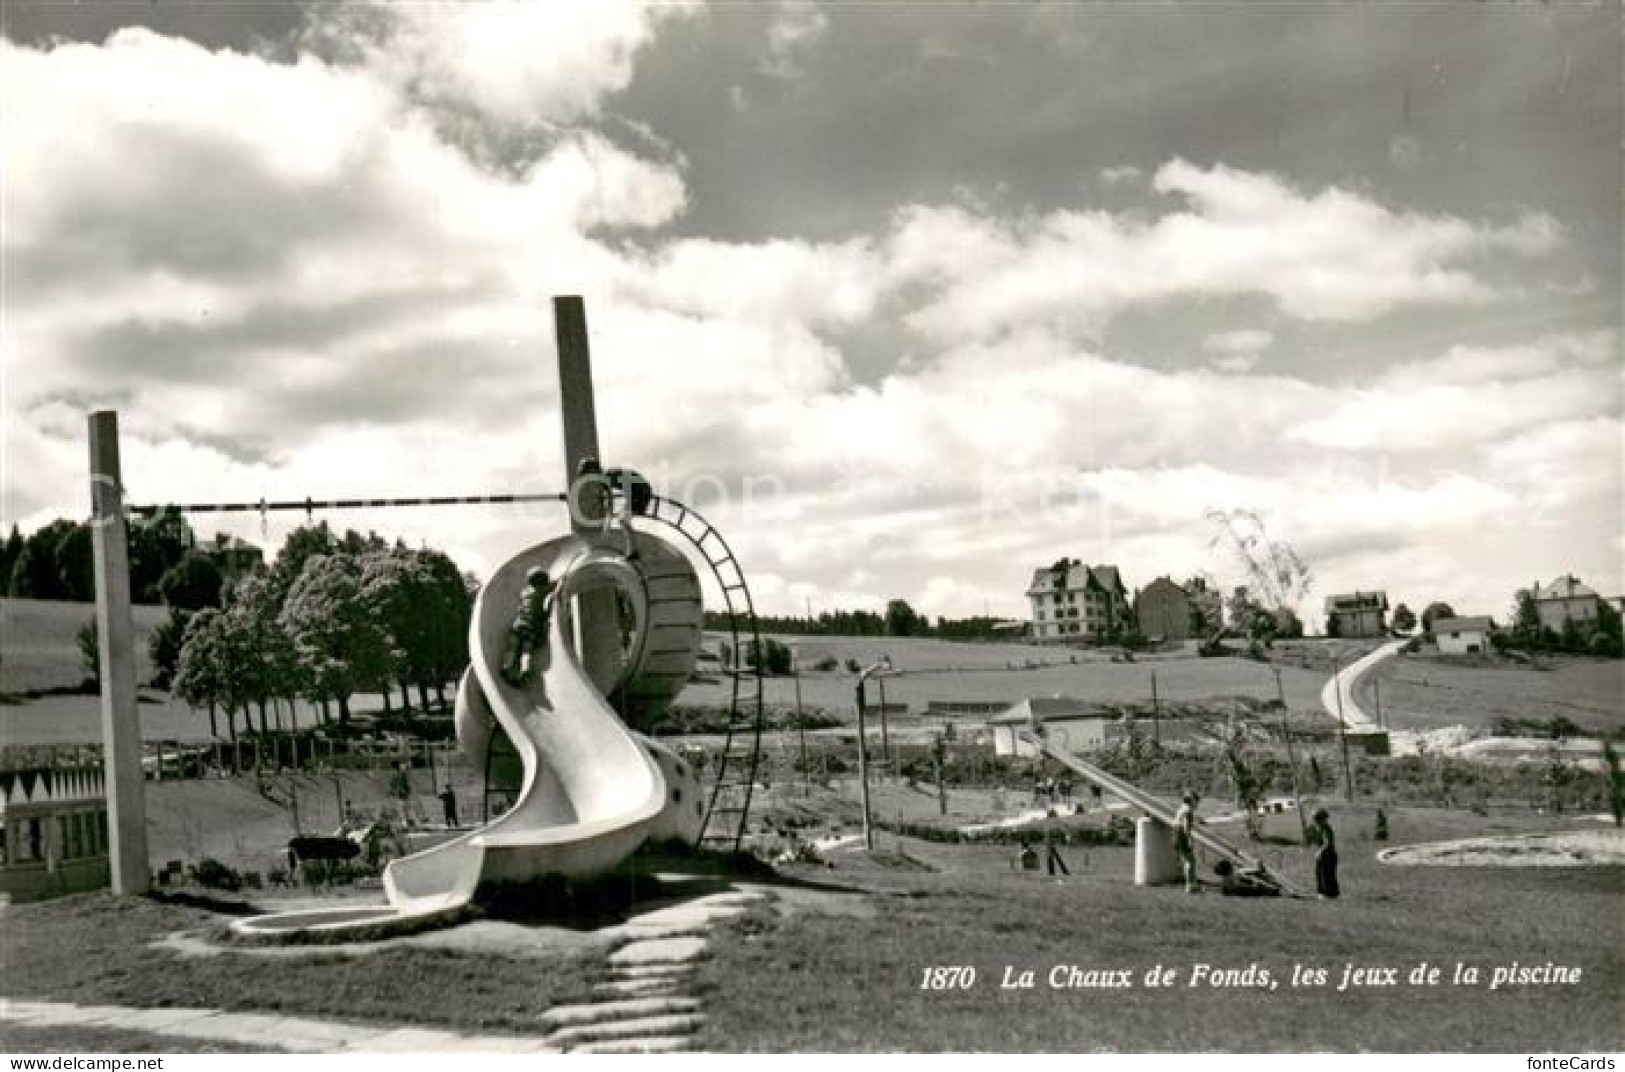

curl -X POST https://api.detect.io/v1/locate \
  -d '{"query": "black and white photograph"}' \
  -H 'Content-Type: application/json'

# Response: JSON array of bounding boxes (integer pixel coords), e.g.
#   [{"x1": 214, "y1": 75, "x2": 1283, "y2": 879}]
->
[{"x1": 1, "y1": 0, "x2": 1621, "y2": 1058}]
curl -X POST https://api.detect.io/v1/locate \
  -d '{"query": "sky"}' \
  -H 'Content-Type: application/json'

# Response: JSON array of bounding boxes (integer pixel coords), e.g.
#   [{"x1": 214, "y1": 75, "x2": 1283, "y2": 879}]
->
[{"x1": 3, "y1": 1, "x2": 1621, "y2": 627}]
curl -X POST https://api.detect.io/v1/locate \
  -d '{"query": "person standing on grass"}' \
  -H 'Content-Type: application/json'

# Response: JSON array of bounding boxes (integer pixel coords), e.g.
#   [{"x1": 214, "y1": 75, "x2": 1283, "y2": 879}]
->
[
  {"x1": 1174, "y1": 791, "x2": 1200, "y2": 893},
  {"x1": 439, "y1": 783, "x2": 459, "y2": 827},
  {"x1": 1313, "y1": 807, "x2": 1340, "y2": 899}
]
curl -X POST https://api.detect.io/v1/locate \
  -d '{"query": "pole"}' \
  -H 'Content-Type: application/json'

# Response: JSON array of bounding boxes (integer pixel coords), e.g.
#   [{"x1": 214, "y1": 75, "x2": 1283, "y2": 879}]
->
[
  {"x1": 88, "y1": 411, "x2": 150, "y2": 895},
  {"x1": 1150, "y1": 670, "x2": 1160, "y2": 745},
  {"x1": 877, "y1": 674, "x2": 892, "y2": 766},
  {"x1": 1373, "y1": 677, "x2": 1384, "y2": 730},
  {"x1": 553, "y1": 296, "x2": 621, "y2": 692},
  {"x1": 854, "y1": 678, "x2": 874, "y2": 850},
  {"x1": 795, "y1": 672, "x2": 808, "y2": 797},
  {"x1": 934, "y1": 733, "x2": 948, "y2": 816},
  {"x1": 1276, "y1": 668, "x2": 1309, "y2": 843},
  {"x1": 1332, "y1": 655, "x2": 1355, "y2": 802}
]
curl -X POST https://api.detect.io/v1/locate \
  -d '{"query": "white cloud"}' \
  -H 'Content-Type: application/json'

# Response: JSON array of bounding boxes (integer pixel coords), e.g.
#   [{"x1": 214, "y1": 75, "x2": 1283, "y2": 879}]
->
[
  {"x1": 0, "y1": 17, "x2": 1614, "y2": 624},
  {"x1": 330, "y1": 1, "x2": 698, "y2": 127},
  {"x1": 887, "y1": 160, "x2": 1565, "y2": 342},
  {"x1": 1099, "y1": 165, "x2": 1143, "y2": 187},
  {"x1": 759, "y1": 1, "x2": 830, "y2": 81},
  {"x1": 1204, "y1": 329, "x2": 1274, "y2": 355}
]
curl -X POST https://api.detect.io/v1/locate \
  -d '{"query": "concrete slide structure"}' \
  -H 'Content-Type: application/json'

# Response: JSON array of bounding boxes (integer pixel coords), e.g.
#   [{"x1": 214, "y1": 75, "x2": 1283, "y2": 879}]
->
[
  {"x1": 1320, "y1": 639, "x2": 1405, "y2": 732},
  {"x1": 1016, "y1": 726, "x2": 1301, "y2": 895},
  {"x1": 235, "y1": 530, "x2": 707, "y2": 939}
]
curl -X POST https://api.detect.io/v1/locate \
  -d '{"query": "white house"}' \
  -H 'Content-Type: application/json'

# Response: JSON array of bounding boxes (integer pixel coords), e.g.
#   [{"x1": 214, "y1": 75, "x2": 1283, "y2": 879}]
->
[
  {"x1": 1432, "y1": 615, "x2": 1494, "y2": 655},
  {"x1": 1026, "y1": 559, "x2": 1129, "y2": 643}
]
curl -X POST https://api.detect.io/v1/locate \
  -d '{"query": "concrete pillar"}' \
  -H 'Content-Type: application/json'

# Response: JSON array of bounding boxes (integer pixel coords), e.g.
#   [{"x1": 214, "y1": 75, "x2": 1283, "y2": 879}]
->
[
  {"x1": 88, "y1": 411, "x2": 150, "y2": 895},
  {"x1": 552, "y1": 296, "x2": 623, "y2": 694},
  {"x1": 1133, "y1": 817, "x2": 1181, "y2": 887}
]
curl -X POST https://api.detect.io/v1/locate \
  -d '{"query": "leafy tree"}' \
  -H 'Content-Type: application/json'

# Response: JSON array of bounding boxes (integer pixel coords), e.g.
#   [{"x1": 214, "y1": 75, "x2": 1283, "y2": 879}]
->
[
  {"x1": 149, "y1": 605, "x2": 192, "y2": 690},
  {"x1": 1421, "y1": 602, "x2": 1456, "y2": 633},
  {"x1": 279, "y1": 553, "x2": 391, "y2": 730},
  {"x1": 0, "y1": 524, "x2": 23, "y2": 591},
  {"x1": 127, "y1": 507, "x2": 196, "y2": 604},
  {"x1": 8, "y1": 520, "x2": 76, "y2": 598},
  {"x1": 76, "y1": 620, "x2": 100, "y2": 686},
  {"x1": 746, "y1": 638, "x2": 794, "y2": 675},
  {"x1": 175, "y1": 608, "x2": 236, "y2": 739},
  {"x1": 1391, "y1": 603, "x2": 1417, "y2": 633},
  {"x1": 158, "y1": 553, "x2": 224, "y2": 611},
  {"x1": 225, "y1": 570, "x2": 300, "y2": 734},
  {"x1": 885, "y1": 599, "x2": 924, "y2": 638},
  {"x1": 1511, "y1": 589, "x2": 1541, "y2": 640}
]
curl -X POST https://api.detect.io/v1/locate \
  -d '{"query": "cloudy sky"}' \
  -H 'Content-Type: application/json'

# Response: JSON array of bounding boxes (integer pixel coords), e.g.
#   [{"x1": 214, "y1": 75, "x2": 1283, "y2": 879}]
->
[{"x1": 3, "y1": 2, "x2": 1620, "y2": 625}]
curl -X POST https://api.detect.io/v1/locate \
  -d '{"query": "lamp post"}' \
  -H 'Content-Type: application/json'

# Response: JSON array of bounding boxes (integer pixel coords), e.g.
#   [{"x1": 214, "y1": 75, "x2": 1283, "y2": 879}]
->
[
  {"x1": 853, "y1": 657, "x2": 893, "y2": 849},
  {"x1": 1331, "y1": 654, "x2": 1356, "y2": 803}
]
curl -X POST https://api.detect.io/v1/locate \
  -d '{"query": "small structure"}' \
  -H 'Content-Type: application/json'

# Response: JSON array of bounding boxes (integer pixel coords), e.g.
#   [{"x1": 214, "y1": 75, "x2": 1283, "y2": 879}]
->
[
  {"x1": 1530, "y1": 575, "x2": 1602, "y2": 634},
  {"x1": 1324, "y1": 591, "x2": 1389, "y2": 638},
  {"x1": 1027, "y1": 558, "x2": 1130, "y2": 643},
  {"x1": 0, "y1": 765, "x2": 111, "y2": 903},
  {"x1": 1134, "y1": 576, "x2": 1196, "y2": 642},
  {"x1": 987, "y1": 698, "x2": 1198, "y2": 757},
  {"x1": 1432, "y1": 615, "x2": 1494, "y2": 655}
]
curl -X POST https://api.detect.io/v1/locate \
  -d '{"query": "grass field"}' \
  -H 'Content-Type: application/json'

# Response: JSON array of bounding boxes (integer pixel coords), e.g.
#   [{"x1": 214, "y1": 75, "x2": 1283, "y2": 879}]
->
[
  {"x1": 1359, "y1": 651, "x2": 1625, "y2": 734},
  {"x1": 687, "y1": 632, "x2": 1338, "y2": 723},
  {"x1": 3, "y1": 804, "x2": 1617, "y2": 1052},
  {"x1": 691, "y1": 810, "x2": 1624, "y2": 1051}
]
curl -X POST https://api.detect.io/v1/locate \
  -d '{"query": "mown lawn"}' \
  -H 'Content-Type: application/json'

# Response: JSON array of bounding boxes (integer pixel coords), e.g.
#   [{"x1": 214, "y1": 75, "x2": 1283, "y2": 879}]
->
[
  {"x1": 692, "y1": 824, "x2": 1625, "y2": 1051},
  {"x1": 1, "y1": 892, "x2": 603, "y2": 1034}
]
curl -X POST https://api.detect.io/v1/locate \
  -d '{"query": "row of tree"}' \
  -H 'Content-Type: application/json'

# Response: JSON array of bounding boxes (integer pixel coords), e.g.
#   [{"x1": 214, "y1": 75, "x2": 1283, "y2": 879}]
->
[
  {"x1": 0, "y1": 509, "x2": 213, "y2": 605},
  {"x1": 703, "y1": 600, "x2": 1016, "y2": 641},
  {"x1": 164, "y1": 523, "x2": 474, "y2": 739}
]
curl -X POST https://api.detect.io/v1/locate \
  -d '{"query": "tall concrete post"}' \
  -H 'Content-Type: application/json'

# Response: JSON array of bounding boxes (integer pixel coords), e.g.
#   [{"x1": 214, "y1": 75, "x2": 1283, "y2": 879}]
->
[
  {"x1": 552, "y1": 296, "x2": 623, "y2": 691},
  {"x1": 88, "y1": 410, "x2": 149, "y2": 894}
]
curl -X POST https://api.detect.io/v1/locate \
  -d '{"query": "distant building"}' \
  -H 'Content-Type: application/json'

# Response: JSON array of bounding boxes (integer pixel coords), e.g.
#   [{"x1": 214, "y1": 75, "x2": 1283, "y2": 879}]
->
[
  {"x1": 0, "y1": 765, "x2": 110, "y2": 903},
  {"x1": 1529, "y1": 575, "x2": 1601, "y2": 634},
  {"x1": 1324, "y1": 591, "x2": 1389, "y2": 638},
  {"x1": 1026, "y1": 558, "x2": 1129, "y2": 644},
  {"x1": 1134, "y1": 577, "x2": 1195, "y2": 642},
  {"x1": 208, "y1": 535, "x2": 265, "y2": 584},
  {"x1": 1432, "y1": 615, "x2": 1494, "y2": 655}
]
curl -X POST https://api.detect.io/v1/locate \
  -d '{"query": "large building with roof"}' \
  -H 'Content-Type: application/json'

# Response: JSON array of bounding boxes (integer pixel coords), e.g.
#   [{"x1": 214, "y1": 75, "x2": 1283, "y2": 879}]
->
[
  {"x1": 1324, "y1": 591, "x2": 1389, "y2": 638},
  {"x1": 1026, "y1": 558, "x2": 1129, "y2": 643},
  {"x1": 1529, "y1": 575, "x2": 1602, "y2": 635}
]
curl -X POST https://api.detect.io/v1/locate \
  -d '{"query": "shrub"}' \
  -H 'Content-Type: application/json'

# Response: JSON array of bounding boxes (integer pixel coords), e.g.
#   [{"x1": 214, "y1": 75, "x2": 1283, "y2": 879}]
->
[{"x1": 190, "y1": 857, "x2": 242, "y2": 891}]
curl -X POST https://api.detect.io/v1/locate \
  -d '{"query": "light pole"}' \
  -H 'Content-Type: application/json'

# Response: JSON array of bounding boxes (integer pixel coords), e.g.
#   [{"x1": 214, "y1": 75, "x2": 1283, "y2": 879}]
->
[
  {"x1": 877, "y1": 670, "x2": 892, "y2": 766},
  {"x1": 1274, "y1": 665, "x2": 1309, "y2": 844},
  {"x1": 854, "y1": 657, "x2": 892, "y2": 849},
  {"x1": 1331, "y1": 654, "x2": 1356, "y2": 803}
]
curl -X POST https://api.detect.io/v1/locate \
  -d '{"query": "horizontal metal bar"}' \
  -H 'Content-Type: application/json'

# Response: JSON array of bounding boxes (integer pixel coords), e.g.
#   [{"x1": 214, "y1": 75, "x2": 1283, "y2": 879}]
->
[{"x1": 127, "y1": 492, "x2": 568, "y2": 517}]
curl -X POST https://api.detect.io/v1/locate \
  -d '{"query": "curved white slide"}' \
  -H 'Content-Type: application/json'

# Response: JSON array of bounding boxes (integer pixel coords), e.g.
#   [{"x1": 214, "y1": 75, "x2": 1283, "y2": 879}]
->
[
  {"x1": 1320, "y1": 640, "x2": 1405, "y2": 732},
  {"x1": 235, "y1": 531, "x2": 705, "y2": 938}
]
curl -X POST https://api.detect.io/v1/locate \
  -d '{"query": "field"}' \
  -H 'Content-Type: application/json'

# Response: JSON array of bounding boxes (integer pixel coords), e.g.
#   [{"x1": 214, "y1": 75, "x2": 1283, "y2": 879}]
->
[
  {"x1": 1359, "y1": 651, "x2": 1625, "y2": 734},
  {"x1": 686, "y1": 633, "x2": 1338, "y2": 721},
  {"x1": 3, "y1": 802, "x2": 1619, "y2": 1052}
]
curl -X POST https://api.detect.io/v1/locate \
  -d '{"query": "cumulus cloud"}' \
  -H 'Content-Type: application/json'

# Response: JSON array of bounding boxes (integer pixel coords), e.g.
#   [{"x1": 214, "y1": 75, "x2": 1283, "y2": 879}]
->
[
  {"x1": 1, "y1": 16, "x2": 1615, "y2": 622},
  {"x1": 886, "y1": 160, "x2": 1565, "y2": 342},
  {"x1": 316, "y1": 1, "x2": 698, "y2": 127}
]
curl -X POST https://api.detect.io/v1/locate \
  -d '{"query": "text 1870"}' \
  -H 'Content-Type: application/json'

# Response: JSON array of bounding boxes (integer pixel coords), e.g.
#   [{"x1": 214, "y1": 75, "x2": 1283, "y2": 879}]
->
[{"x1": 920, "y1": 966, "x2": 977, "y2": 990}]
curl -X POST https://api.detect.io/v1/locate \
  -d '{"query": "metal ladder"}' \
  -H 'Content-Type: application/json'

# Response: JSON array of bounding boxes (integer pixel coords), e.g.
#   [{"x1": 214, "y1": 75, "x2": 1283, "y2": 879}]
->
[{"x1": 640, "y1": 495, "x2": 766, "y2": 853}]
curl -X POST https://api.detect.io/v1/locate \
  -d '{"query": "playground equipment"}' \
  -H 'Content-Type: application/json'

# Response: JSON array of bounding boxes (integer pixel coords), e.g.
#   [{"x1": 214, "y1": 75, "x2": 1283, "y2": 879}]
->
[
  {"x1": 1016, "y1": 724, "x2": 1301, "y2": 896},
  {"x1": 85, "y1": 297, "x2": 770, "y2": 934}
]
